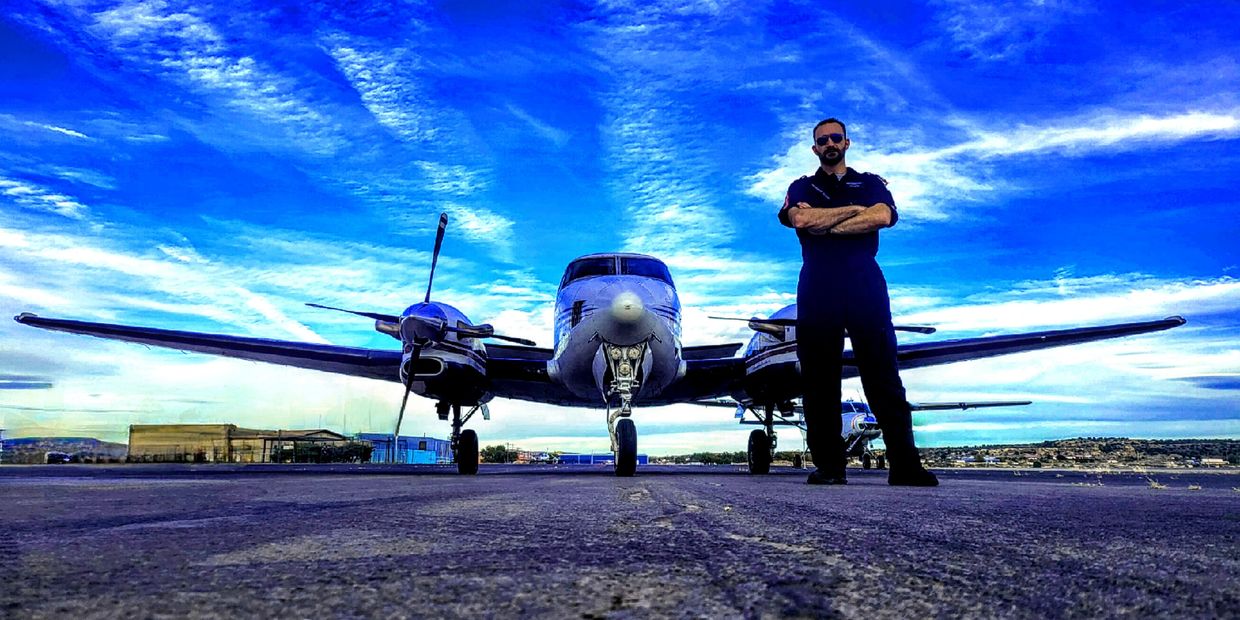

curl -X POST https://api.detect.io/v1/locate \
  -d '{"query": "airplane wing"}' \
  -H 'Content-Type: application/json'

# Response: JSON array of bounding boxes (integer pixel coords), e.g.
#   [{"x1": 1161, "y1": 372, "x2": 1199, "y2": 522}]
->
[
  {"x1": 481, "y1": 343, "x2": 582, "y2": 405},
  {"x1": 14, "y1": 313, "x2": 402, "y2": 381},
  {"x1": 875, "y1": 316, "x2": 1187, "y2": 373},
  {"x1": 909, "y1": 400, "x2": 1031, "y2": 411},
  {"x1": 14, "y1": 312, "x2": 586, "y2": 403}
]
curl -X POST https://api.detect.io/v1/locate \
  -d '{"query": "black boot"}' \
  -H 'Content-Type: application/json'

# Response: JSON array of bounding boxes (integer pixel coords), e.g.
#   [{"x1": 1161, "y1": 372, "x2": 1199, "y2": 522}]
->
[
  {"x1": 888, "y1": 466, "x2": 938, "y2": 487},
  {"x1": 806, "y1": 468, "x2": 847, "y2": 485},
  {"x1": 886, "y1": 441, "x2": 938, "y2": 487}
]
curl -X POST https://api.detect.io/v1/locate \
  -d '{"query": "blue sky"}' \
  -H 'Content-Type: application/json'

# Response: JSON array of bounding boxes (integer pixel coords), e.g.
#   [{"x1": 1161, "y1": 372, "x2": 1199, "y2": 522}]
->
[{"x1": 1, "y1": 0, "x2": 1238, "y2": 454}]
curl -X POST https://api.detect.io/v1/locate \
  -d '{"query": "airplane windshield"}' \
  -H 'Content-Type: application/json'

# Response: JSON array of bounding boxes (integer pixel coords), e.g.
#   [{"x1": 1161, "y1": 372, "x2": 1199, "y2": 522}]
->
[
  {"x1": 561, "y1": 257, "x2": 616, "y2": 287},
  {"x1": 620, "y1": 257, "x2": 674, "y2": 286}
]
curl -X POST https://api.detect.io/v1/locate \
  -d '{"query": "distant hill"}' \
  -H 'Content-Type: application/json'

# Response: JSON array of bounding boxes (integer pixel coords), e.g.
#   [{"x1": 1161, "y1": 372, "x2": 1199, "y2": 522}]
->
[
  {"x1": 655, "y1": 438, "x2": 1240, "y2": 468},
  {"x1": 921, "y1": 437, "x2": 1240, "y2": 465},
  {"x1": 1, "y1": 437, "x2": 128, "y2": 464}
]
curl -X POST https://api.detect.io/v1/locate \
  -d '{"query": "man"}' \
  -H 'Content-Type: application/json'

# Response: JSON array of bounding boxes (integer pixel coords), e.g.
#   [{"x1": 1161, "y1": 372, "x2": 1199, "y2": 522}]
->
[{"x1": 778, "y1": 118, "x2": 938, "y2": 487}]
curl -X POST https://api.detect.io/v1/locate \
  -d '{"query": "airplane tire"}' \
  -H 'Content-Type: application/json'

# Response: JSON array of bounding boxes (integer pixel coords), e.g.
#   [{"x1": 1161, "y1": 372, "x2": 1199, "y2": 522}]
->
[
  {"x1": 748, "y1": 429, "x2": 771, "y2": 475},
  {"x1": 876, "y1": 454, "x2": 886, "y2": 470},
  {"x1": 458, "y1": 429, "x2": 479, "y2": 475},
  {"x1": 615, "y1": 418, "x2": 637, "y2": 477},
  {"x1": 862, "y1": 454, "x2": 872, "y2": 469}
]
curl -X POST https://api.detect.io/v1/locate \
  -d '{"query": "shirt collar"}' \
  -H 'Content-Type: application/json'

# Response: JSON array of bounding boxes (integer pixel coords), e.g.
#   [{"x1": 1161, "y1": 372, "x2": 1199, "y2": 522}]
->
[{"x1": 814, "y1": 166, "x2": 856, "y2": 182}]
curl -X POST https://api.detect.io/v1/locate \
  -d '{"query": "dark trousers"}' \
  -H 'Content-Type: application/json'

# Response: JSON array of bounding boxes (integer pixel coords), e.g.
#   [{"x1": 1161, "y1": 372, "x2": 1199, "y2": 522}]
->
[{"x1": 796, "y1": 260, "x2": 918, "y2": 474}]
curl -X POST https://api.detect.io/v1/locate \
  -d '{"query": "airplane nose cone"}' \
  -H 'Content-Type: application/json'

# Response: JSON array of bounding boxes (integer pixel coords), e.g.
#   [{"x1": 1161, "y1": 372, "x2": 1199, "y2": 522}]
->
[{"x1": 610, "y1": 291, "x2": 644, "y2": 324}]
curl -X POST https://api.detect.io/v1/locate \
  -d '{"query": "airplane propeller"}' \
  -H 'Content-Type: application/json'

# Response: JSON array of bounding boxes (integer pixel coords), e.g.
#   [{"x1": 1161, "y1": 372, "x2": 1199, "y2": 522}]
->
[
  {"x1": 709, "y1": 316, "x2": 937, "y2": 335},
  {"x1": 387, "y1": 212, "x2": 450, "y2": 463},
  {"x1": 307, "y1": 213, "x2": 535, "y2": 462}
]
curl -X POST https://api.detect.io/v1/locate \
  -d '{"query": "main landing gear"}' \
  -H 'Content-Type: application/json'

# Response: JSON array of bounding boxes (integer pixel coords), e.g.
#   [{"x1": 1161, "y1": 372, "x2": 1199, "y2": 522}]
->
[
  {"x1": 861, "y1": 451, "x2": 886, "y2": 470},
  {"x1": 439, "y1": 401, "x2": 481, "y2": 475},
  {"x1": 746, "y1": 404, "x2": 778, "y2": 475}
]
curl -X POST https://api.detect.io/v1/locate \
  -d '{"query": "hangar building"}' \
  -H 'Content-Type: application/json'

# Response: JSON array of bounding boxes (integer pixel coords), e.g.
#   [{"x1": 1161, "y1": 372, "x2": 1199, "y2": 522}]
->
[
  {"x1": 357, "y1": 433, "x2": 452, "y2": 464},
  {"x1": 127, "y1": 424, "x2": 350, "y2": 463}
]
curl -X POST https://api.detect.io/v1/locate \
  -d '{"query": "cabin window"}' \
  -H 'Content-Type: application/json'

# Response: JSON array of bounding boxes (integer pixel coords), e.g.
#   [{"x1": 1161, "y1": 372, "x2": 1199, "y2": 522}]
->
[
  {"x1": 560, "y1": 257, "x2": 616, "y2": 287},
  {"x1": 620, "y1": 257, "x2": 674, "y2": 286}
]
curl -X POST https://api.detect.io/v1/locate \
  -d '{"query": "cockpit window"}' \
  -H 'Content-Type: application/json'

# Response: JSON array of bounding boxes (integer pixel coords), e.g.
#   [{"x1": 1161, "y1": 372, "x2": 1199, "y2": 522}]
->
[
  {"x1": 561, "y1": 257, "x2": 616, "y2": 288},
  {"x1": 620, "y1": 257, "x2": 674, "y2": 286}
]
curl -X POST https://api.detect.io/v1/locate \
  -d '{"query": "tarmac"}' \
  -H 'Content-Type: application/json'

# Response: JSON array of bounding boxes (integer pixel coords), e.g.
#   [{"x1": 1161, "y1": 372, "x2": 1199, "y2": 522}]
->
[{"x1": 2, "y1": 464, "x2": 1237, "y2": 618}]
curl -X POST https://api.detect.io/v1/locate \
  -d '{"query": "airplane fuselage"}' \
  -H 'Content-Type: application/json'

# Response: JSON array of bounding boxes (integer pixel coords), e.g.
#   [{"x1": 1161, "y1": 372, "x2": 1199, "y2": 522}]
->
[{"x1": 547, "y1": 253, "x2": 683, "y2": 406}]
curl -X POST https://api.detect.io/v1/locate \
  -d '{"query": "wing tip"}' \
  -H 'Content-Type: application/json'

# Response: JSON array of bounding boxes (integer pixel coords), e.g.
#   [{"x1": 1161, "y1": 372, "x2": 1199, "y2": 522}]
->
[
  {"x1": 14, "y1": 312, "x2": 38, "y2": 323},
  {"x1": 1164, "y1": 315, "x2": 1187, "y2": 326}
]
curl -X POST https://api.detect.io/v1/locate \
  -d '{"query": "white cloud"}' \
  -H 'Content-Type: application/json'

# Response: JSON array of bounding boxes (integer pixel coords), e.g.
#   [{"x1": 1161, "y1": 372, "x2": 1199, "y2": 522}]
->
[
  {"x1": 89, "y1": 0, "x2": 344, "y2": 156},
  {"x1": 327, "y1": 44, "x2": 434, "y2": 143},
  {"x1": 931, "y1": 0, "x2": 1083, "y2": 62},
  {"x1": 746, "y1": 109, "x2": 1240, "y2": 221},
  {"x1": 900, "y1": 274, "x2": 1240, "y2": 332},
  {"x1": 506, "y1": 104, "x2": 570, "y2": 148},
  {"x1": 26, "y1": 122, "x2": 91, "y2": 139},
  {"x1": 0, "y1": 177, "x2": 91, "y2": 220}
]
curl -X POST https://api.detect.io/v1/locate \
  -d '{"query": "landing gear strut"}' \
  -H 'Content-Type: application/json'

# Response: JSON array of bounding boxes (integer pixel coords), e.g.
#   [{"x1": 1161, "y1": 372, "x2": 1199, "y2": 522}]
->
[{"x1": 747, "y1": 404, "x2": 777, "y2": 475}]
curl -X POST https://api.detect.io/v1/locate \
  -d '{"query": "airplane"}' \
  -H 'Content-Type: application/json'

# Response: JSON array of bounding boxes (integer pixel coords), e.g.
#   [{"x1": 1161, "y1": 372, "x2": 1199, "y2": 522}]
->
[
  {"x1": 700, "y1": 397, "x2": 1031, "y2": 473},
  {"x1": 14, "y1": 213, "x2": 1187, "y2": 476}
]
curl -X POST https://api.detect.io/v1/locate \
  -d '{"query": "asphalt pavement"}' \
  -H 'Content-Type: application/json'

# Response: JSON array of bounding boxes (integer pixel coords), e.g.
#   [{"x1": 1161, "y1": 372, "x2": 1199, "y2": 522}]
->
[{"x1": 2, "y1": 464, "x2": 1237, "y2": 618}]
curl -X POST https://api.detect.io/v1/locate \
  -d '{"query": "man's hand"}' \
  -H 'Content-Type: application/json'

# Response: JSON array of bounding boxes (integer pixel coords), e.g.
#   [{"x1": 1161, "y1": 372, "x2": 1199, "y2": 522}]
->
[{"x1": 788, "y1": 203, "x2": 866, "y2": 235}]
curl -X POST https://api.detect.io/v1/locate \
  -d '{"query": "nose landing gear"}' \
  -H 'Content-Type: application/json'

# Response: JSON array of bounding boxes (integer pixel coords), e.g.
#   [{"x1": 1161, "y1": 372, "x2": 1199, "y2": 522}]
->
[{"x1": 602, "y1": 342, "x2": 647, "y2": 477}]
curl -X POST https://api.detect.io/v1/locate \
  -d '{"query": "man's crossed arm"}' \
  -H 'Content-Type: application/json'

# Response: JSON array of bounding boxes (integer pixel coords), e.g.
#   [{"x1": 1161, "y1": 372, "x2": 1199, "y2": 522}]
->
[{"x1": 787, "y1": 202, "x2": 894, "y2": 235}]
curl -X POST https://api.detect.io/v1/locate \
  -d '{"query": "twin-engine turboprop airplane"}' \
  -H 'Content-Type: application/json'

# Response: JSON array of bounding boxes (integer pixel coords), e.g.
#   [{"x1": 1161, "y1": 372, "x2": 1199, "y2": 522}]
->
[
  {"x1": 14, "y1": 213, "x2": 1186, "y2": 476},
  {"x1": 717, "y1": 398, "x2": 1031, "y2": 473}
]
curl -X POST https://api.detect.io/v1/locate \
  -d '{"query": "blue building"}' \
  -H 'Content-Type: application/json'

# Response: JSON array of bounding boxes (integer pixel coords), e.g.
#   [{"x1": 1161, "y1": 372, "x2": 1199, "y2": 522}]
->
[
  {"x1": 558, "y1": 453, "x2": 649, "y2": 466},
  {"x1": 357, "y1": 434, "x2": 452, "y2": 464}
]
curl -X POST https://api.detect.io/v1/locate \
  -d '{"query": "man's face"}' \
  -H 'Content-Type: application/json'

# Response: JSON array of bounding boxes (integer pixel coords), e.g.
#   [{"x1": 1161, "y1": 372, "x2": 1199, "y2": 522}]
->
[{"x1": 813, "y1": 123, "x2": 849, "y2": 167}]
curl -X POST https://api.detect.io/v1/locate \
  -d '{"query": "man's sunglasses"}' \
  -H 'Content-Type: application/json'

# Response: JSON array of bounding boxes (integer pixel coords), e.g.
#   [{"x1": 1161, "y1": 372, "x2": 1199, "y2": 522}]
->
[{"x1": 815, "y1": 133, "x2": 846, "y2": 146}]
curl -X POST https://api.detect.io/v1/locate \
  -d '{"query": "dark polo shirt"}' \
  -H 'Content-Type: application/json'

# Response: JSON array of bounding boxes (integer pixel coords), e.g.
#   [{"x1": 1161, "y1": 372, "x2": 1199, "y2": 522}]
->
[{"x1": 779, "y1": 167, "x2": 897, "y2": 268}]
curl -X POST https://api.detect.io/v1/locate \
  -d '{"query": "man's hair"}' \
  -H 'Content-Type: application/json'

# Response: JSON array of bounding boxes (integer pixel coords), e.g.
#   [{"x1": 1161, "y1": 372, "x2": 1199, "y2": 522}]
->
[{"x1": 812, "y1": 117, "x2": 847, "y2": 139}]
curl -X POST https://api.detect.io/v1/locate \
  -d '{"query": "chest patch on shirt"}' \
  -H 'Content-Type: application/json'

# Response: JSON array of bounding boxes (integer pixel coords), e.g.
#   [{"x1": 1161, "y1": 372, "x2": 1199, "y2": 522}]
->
[{"x1": 846, "y1": 181, "x2": 864, "y2": 188}]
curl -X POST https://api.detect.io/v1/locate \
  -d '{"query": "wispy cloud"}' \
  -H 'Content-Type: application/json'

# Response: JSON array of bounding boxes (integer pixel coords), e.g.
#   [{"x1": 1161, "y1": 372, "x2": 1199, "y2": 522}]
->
[
  {"x1": 898, "y1": 273, "x2": 1239, "y2": 333},
  {"x1": 930, "y1": 0, "x2": 1084, "y2": 62},
  {"x1": 747, "y1": 109, "x2": 1240, "y2": 220},
  {"x1": 326, "y1": 43, "x2": 434, "y2": 143},
  {"x1": 0, "y1": 176, "x2": 91, "y2": 220},
  {"x1": 25, "y1": 121, "x2": 90, "y2": 139},
  {"x1": 586, "y1": 3, "x2": 747, "y2": 273},
  {"x1": 88, "y1": 0, "x2": 345, "y2": 155},
  {"x1": 506, "y1": 104, "x2": 570, "y2": 148}
]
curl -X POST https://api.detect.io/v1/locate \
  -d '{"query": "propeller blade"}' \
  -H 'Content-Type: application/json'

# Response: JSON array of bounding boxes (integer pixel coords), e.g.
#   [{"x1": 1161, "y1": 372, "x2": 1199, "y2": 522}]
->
[
  {"x1": 425, "y1": 212, "x2": 448, "y2": 304},
  {"x1": 486, "y1": 333, "x2": 538, "y2": 347},
  {"x1": 305, "y1": 303, "x2": 400, "y2": 323},
  {"x1": 391, "y1": 343, "x2": 422, "y2": 464},
  {"x1": 444, "y1": 321, "x2": 537, "y2": 347}
]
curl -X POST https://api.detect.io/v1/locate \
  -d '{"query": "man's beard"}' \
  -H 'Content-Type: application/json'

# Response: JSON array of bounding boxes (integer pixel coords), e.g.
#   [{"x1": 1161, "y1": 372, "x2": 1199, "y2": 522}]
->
[{"x1": 818, "y1": 147, "x2": 845, "y2": 167}]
